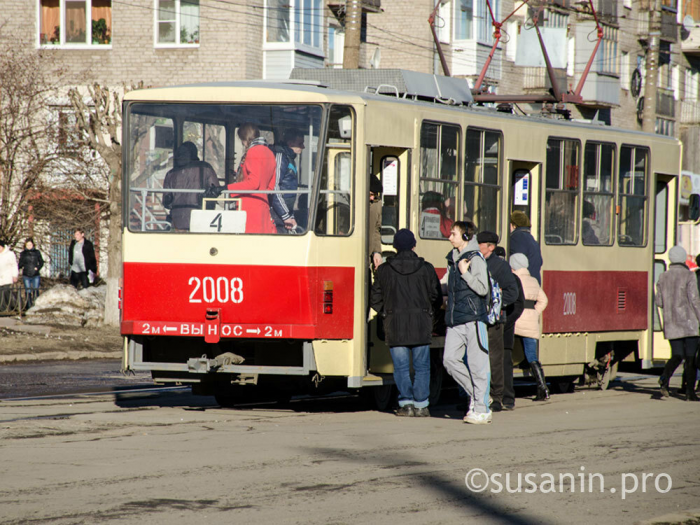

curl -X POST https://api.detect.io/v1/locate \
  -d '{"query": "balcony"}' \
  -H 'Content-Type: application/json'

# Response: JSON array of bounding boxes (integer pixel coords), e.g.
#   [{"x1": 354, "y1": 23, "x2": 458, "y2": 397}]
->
[
  {"x1": 638, "y1": 10, "x2": 679, "y2": 42},
  {"x1": 523, "y1": 67, "x2": 567, "y2": 91},
  {"x1": 681, "y1": 24, "x2": 700, "y2": 55},
  {"x1": 681, "y1": 100, "x2": 700, "y2": 123}
]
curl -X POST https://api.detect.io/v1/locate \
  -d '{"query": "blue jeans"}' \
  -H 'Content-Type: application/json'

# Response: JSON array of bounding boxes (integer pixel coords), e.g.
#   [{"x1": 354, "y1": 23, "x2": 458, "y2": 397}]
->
[
  {"x1": 522, "y1": 337, "x2": 538, "y2": 363},
  {"x1": 390, "y1": 345, "x2": 431, "y2": 409},
  {"x1": 22, "y1": 275, "x2": 40, "y2": 306}
]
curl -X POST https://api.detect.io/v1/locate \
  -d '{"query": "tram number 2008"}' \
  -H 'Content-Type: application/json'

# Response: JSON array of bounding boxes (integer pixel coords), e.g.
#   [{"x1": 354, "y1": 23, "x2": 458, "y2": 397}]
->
[
  {"x1": 188, "y1": 277, "x2": 243, "y2": 304},
  {"x1": 562, "y1": 292, "x2": 576, "y2": 316}
]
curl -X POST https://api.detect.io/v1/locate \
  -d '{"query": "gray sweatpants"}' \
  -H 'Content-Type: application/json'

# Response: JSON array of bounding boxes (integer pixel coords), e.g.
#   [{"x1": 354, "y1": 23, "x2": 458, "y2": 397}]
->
[{"x1": 443, "y1": 321, "x2": 491, "y2": 414}]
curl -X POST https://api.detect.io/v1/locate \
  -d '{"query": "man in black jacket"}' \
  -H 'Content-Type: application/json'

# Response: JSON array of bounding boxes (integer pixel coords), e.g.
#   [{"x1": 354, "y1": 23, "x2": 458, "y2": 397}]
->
[
  {"x1": 370, "y1": 229, "x2": 442, "y2": 417},
  {"x1": 477, "y1": 231, "x2": 519, "y2": 412},
  {"x1": 68, "y1": 229, "x2": 97, "y2": 289}
]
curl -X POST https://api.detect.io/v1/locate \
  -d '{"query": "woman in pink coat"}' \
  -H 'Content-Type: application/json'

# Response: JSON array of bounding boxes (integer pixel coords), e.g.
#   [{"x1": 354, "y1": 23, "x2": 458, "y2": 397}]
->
[
  {"x1": 227, "y1": 123, "x2": 276, "y2": 234},
  {"x1": 510, "y1": 253, "x2": 550, "y2": 401}
]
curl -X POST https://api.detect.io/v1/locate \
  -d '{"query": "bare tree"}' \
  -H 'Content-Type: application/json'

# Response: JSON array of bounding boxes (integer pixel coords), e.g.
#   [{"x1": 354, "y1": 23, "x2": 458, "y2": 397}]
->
[
  {"x1": 67, "y1": 83, "x2": 144, "y2": 326},
  {"x1": 0, "y1": 28, "x2": 68, "y2": 246}
]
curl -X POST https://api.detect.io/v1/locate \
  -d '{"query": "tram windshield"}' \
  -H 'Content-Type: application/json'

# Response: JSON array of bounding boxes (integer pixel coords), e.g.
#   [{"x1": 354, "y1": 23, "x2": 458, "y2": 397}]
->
[{"x1": 126, "y1": 103, "x2": 323, "y2": 234}]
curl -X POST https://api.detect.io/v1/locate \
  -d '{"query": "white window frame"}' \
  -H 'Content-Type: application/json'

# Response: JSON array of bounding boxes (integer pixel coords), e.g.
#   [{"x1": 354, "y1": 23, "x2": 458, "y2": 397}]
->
[
  {"x1": 598, "y1": 24, "x2": 618, "y2": 76},
  {"x1": 153, "y1": 0, "x2": 200, "y2": 49},
  {"x1": 263, "y1": 0, "x2": 324, "y2": 57},
  {"x1": 453, "y1": 0, "x2": 500, "y2": 46},
  {"x1": 37, "y1": 0, "x2": 112, "y2": 49}
]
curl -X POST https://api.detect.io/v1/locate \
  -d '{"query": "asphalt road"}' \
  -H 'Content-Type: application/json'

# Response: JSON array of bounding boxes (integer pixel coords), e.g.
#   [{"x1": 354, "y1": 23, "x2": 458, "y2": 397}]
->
[{"x1": 0, "y1": 370, "x2": 699, "y2": 525}]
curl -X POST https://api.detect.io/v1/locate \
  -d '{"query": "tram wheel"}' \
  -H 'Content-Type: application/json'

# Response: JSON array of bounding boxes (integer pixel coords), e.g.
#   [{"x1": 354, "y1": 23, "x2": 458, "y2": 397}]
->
[
  {"x1": 597, "y1": 361, "x2": 619, "y2": 391},
  {"x1": 554, "y1": 378, "x2": 576, "y2": 394},
  {"x1": 214, "y1": 392, "x2": 237, "y2": 408},
  {"x1": 370, "y1": 384, "x2": 395, "y2": 412},
  {"x1": 429, "y1": 356, "x2": 444, "y2": 406}
]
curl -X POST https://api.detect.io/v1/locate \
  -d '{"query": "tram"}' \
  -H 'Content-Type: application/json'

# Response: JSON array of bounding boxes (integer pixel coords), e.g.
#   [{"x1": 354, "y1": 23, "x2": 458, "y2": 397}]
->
[{"x1": 121, "y1": 69, "x2": 681, "y2": 405}]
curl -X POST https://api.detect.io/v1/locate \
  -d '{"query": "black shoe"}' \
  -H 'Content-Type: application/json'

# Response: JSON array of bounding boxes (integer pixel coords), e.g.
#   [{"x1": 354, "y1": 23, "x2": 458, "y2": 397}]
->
[
  {"x1": 686, "y1": 390, "x2": 699, "y2": 402},
  {"x1": 659, "y1": 377, "x2": 670, "y2": 398},
  {"x1": 395, "y1": 405, "x2": 415, "y2": 417},
  {"x1": 491, "y1": 401, "x2": 503, "y2": 412},
  {"x1": 502, "y1": 404, "x2": 515, "y2": 411},
  {"x1": 414, "y1": 407, "x2": 431, "y2": 417}
]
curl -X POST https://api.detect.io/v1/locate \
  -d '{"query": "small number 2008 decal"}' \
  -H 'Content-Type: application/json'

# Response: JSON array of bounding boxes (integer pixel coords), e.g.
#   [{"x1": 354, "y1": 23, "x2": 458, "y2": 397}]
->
[{"x1": 188, "y1": 277, "x2": 243, "y2": 304}]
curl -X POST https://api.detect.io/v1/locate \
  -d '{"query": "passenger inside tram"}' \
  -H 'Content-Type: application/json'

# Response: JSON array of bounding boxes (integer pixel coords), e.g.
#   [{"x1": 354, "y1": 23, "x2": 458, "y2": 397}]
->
[
  {"x1": 226, "y1": 123, "x2": 277, "y2": 234},
  {"x1": 269, "y1": 128, "x2": 304, "y2": 233},
  {"x1": 162, "y1": 141, "x2": 221, "y2": 231}
]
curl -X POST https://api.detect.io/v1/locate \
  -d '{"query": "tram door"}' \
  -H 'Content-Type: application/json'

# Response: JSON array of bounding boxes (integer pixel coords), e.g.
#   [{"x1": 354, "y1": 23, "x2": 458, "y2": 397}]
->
[
  {"x1": 366, "y1": 147, "x2": 410, "y2": 374},
  {"x1": 651, "y1": 175, "x2": 676, "y2": 362},
  {"x1": 509, "y1": 162, "x2": 542, "y2": 241}
]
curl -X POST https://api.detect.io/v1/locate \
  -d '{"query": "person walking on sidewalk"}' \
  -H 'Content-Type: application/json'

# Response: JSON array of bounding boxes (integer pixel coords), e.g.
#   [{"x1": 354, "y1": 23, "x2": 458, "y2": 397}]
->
[
  {"x1": 442, "y1": 221, "x2": 492, "y2": 424},
  {"x1": 656, "y1": 245, "x2": 700, "y2": 401},
  {"x1": 370, "y1": 229, "x2": 442, "y2": 417},
  {"x1": 510, "y1": 253, "x2": 550, "y2": 401}
]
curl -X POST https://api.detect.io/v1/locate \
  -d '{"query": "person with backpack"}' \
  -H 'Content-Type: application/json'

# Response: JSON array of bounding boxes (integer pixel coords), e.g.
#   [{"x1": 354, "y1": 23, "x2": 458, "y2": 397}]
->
[
  {"x1": 477, "y1": 231, "x2": 519, "y2": 412},
  {"x1": 370, "y1": 229, "x2": 443, "y2": 417},
  {"x1": 510, "y1": 253, "x2": 550, "y2": 401},
  {"x1": 442, "y1": 221, "x2": 492, "y2": 424}
]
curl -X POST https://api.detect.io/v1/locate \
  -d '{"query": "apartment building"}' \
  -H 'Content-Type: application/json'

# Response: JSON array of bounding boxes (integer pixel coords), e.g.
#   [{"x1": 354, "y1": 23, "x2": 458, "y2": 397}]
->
[{"x1": 2, "y1": 0, "x2": 700, "y2": 252}]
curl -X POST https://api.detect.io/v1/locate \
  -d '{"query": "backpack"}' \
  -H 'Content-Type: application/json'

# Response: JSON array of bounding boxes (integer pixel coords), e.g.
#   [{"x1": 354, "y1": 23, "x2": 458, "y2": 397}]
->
[{"x1": 465, "y1": 251, "x2": 502, "y2": 325}]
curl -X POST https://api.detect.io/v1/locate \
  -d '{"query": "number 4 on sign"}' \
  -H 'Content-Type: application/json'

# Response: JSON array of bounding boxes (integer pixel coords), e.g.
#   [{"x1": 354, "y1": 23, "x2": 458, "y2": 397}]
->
[{"x1": 210, "y1": 213, "x2": 223, "y2": 232}]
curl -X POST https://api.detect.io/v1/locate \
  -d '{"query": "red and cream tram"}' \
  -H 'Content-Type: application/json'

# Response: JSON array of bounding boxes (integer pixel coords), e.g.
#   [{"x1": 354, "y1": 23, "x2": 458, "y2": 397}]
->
[{"x1": 121, "y1": 70, "x2": 680, "y2": 404}]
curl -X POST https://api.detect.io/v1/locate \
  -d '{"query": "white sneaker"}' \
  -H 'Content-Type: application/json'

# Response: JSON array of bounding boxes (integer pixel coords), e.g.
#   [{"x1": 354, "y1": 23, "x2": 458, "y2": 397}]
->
[{"x1": 464, "y1": 411, "x2": 493, "y2": 425}]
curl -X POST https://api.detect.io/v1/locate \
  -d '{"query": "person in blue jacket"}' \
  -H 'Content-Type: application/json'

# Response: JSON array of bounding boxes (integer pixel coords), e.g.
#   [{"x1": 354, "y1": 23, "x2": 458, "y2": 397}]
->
[{"x1": 509, "y1": 211, "x2": 543, "y2": 284}]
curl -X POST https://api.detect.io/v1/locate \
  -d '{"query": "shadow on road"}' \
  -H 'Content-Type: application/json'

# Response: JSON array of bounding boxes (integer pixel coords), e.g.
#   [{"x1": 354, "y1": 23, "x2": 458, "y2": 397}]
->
[{"x1": 302, "y1": 445, "x2": 550, "y2": 524}]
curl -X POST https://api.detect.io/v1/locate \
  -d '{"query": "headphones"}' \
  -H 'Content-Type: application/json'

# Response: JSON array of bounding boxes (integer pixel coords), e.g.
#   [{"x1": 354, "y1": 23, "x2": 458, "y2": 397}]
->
[{"x1": 462, "y1": 231, "x2": 469, "y2": 241}]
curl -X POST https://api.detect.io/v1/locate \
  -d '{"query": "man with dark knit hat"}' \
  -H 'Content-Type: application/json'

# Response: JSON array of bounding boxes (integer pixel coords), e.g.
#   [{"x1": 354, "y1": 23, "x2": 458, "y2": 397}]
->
[
  {"x1": 370, "y1": 229, "x2": 443, "y2": 417},
  {"x1": 477, "y1": 231, "x2": 519, "y2": 412},
  {"x1": 656, "y1": 245, "x2": 700, "y2": 401},
  {"x1": 509, "y1": 211, "x2": 543, "y2": 284}
]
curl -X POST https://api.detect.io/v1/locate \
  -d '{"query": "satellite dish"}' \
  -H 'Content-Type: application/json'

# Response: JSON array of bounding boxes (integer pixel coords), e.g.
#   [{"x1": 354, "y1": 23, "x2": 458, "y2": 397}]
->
[
  {"x1": 683, "y1": 14, "x2": 696, "y2": 31},
  {"x1": 370, "y1": 48, "x2": 381, "y2": 69}
]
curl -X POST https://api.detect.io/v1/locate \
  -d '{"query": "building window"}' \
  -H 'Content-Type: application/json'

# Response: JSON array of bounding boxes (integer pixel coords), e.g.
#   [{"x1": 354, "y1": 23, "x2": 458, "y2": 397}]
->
[
  {"x1": 156, "y1": 0, "x2": 200, "y2": 46},
  {"x1": 265, "y1": 0, "x2": 322, "y2": 51},
  {"x1": 419, "y1": 122, "x2": 460, "y2": 240},
  {"x1": 464, "y1": 128, "x2": 501, "y2": 234},
  {"x1": 454, "y1": 0, "x2": 499, "y2": 45},
  {"x1": 545, "y1": 138, "x2": 580, "y2": 245},
  {"x1": 661, "y1": 0, "x2": 678, "y2": 12},
  {"x1": 39, "y1": 0, "x2": 112, "y2": 47},
  {"x1": 54, "y1": 106, "x2": 82, "y2": 157},
  {"x1": 618, "y1": 146, "x2": 648, "y2": 246},
  {"x1": 655, "y1": 118, "x2": 675, "y2": 136},
  {"x1": 599, "y1": 25, "x2": 618, "y2": 76},
  {"x1": 582, "y1": 142, "x2": 615, "y2": 246},
  {"x1": 685, "y1": 67, "x2": 699, "y2": 101}
]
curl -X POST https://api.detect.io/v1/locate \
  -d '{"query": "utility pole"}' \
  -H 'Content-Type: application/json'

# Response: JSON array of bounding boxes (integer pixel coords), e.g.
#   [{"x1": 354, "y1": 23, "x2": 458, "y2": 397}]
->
[
  {"x1": 642, "y1": 0, "x2": 661, "y2": 133},
  {"x1": 343, "y1": 0, "x2": 361, "y2": 69}
]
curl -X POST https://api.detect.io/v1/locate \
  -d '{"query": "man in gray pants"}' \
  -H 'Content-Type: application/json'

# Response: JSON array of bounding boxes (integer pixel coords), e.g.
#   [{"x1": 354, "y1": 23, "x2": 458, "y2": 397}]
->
[{"x1": 442, "y1": 221, "x2": 492, "y2": 424}]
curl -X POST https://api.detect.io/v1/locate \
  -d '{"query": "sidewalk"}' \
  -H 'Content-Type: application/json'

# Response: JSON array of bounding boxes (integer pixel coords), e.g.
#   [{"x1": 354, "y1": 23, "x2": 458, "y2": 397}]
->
[{"x1": 0, "y1": 318, "x2": 122, "y2": 363}]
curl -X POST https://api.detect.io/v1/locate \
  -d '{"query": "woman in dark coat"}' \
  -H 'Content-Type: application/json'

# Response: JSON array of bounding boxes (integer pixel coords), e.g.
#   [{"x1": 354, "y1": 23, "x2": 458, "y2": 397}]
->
[{"x1": 18, "y1": 238, "x2": 44, "y2": 308}]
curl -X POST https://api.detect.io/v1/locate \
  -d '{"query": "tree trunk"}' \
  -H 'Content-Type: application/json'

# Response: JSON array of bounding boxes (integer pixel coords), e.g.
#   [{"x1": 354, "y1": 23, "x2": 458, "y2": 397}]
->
[{"x1": 103, "y1": 168, "x2": 122, "y2": 326}]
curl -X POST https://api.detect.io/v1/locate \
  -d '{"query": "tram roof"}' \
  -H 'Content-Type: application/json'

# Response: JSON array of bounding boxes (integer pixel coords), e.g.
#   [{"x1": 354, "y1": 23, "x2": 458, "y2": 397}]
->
[{"x1": 124, "y1": 74, "x2": 678, "y2": 144}]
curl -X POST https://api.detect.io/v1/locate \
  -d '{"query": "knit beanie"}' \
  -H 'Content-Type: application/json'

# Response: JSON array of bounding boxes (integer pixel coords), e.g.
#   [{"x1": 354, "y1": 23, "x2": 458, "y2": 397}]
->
[
  {"x1": 393, "y1": 229, "x2": 416, "y2": 252},
  {"x1": 510, "y1": 211, "x2": 531, "y2": 228},
  {"x1": 510, "y1": 253, "x2": 529, "y2": 271},
  {"x1": 669, "y1": 245, "x2": 687, "y2": 264}
]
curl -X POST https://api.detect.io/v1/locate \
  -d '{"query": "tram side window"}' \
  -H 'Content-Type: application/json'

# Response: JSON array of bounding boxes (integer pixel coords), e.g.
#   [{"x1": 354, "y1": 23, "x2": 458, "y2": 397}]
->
[
  {"x1": 182, "y1": 121, "x2": 227, "y2": 186},
  {"x1": 582, "y1": 142, "x2": 615, "y2": 246},
  {"x1": 419, "y1": 122, "x2": 459, "y2": 239},
  {"x1": 315, "y1": 106, "x2": 354, "y2": 236},
  {"x1": 545, "y1": 138, "x2": 580, "y2": 245},
  {"x1": 465, "y1": 128, "x2": 501, "y2": 234},
  {"x1": 618, "y1": 146, "x2": 648, "y2": 247}
]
